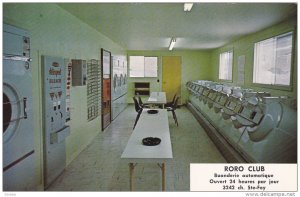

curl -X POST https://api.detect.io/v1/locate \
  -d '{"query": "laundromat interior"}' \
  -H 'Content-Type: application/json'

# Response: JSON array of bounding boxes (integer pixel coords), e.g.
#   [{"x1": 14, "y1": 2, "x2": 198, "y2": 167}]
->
[{"x1": 2, "y1": 2, "x2": 298, "y2": 192}]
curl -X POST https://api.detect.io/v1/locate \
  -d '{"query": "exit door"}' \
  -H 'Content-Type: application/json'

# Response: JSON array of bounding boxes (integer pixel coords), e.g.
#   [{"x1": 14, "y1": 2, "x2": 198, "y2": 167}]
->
[
  {"x1": 101, "y1": 49, "x2": 111, "y2": 130},
  {"x1": 162, "y1": 56, "x2": 181, "y2": 103}
]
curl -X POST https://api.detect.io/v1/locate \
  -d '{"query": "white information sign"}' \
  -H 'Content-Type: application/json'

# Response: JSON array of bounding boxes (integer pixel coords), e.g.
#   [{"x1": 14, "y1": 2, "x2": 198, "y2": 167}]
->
[{"x1": 190, "y1": 164, "x2": 297, "y2": 192}]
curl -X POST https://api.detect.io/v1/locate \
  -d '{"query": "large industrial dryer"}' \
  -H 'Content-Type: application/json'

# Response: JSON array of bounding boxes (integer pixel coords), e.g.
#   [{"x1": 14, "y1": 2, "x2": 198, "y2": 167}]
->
[{"x1": 3, "y1": 24, "x2": 35, "y2": 190}]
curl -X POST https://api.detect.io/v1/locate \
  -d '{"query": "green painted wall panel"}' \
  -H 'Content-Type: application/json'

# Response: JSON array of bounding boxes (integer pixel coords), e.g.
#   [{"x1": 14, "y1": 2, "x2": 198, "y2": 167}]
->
[{"x1": 210, "y1": 17, "x2": 297, "y2": 99}]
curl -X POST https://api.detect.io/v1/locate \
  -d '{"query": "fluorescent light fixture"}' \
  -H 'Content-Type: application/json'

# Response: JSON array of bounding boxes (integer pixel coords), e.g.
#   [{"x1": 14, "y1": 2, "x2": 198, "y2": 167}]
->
[
  {"x1": 169, "y1": 38, "x2": 176, "y2": 51},
  {"x1": 184, "y1": 3, "x2": 194, "y2": 12}
]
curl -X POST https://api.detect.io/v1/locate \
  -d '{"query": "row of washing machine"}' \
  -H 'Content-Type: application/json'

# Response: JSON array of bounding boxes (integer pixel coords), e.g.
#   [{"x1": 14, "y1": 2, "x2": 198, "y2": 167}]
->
[{"x1": 186, "y1": 80, "x2": 297, "y2": 163}]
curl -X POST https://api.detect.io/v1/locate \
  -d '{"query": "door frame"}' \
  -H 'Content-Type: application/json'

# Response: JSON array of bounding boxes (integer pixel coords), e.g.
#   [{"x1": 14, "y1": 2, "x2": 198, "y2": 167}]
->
[{"x1": 101, "y1": 48, "x2": 112, "y2": 131}]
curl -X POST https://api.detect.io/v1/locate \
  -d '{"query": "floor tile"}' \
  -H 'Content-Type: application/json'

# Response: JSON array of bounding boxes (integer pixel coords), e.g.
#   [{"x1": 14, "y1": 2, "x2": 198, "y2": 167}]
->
[{"x1": 47, "y1": 105, "x2": 226, "y2": 191}]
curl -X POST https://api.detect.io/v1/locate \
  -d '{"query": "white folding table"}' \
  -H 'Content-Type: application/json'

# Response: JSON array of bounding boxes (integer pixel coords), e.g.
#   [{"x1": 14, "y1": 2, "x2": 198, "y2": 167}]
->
[
  {"x1": 121, "y1": 109, "x2": 173, "y2": 191},
  {"x1": 147, "y1": 92, "x2": 167, "y2": 108}
]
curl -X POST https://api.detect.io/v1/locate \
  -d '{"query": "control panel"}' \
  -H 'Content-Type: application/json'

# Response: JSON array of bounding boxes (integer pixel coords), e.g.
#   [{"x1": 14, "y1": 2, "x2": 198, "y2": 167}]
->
[
  {"x1": 3, "y1": 25, "x2": 30, "y2": 59},
  {"x1": 42, "y1": 55, "x2": 70, "y2": 187},
  {"x1": 65, "y1": 59, "x2": 72, "y2": 122}
]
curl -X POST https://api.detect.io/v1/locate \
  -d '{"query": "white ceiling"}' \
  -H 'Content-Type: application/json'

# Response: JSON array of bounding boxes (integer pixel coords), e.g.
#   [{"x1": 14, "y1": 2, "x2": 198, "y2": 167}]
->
[{"x1": 58, "y1": 3, "x2": 297, "y2": 50}]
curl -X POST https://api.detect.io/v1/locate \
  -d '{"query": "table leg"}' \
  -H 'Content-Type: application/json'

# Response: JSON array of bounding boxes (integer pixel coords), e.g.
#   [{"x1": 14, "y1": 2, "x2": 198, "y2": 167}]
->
[
  {"x1": 129, "y1": 163, "x2": 135, "y2": 191},
  {"x1": 158, "y1": 163, "x2": 166, "y2": 191},
  {"x1": 162, "y1": 163, "x2": 166, "y2": 191}
]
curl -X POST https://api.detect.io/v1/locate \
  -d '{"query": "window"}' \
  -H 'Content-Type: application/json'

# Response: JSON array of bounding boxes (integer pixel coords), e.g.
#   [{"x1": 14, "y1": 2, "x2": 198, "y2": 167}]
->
[
  {"x1": 129, "y1": 56, "x2": 158, "y2": 77},
  {"x1": 144, "y1": 57, "x2": 158, "y2": 77},
  {"x1": 253, "y1": 32, "x2": 293, "y2": 86},
  {"x1": 219, "y1": 51, "x2": 233, "y2": 81},
  {"x1": 129, "y1": 56, "x2": 144, "y2": 77}
]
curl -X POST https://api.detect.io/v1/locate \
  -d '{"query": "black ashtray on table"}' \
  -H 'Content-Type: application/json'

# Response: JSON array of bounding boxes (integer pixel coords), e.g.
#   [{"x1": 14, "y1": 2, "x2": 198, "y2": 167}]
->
[
  {"x1": 142, "y1": 137, "x2": 161, "y2": 146},
  {"x1": 147, "y1": 109, "x2": 158, "y2": 114}
]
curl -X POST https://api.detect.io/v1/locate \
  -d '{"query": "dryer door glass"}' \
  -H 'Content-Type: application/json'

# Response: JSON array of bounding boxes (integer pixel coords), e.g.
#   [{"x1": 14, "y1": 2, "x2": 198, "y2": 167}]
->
[
  {"x1": 3, "y1": 83, "x2": 22, "y2": 143},
  {"x1": 3, "y1": 93, "x2": 12, "y2": 133}
]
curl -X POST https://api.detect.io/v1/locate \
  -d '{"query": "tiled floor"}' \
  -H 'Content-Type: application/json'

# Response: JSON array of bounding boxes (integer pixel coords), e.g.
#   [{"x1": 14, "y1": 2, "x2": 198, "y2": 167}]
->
[{"x1": 47, "y1": 105, "x2": 226, "y2": 191}]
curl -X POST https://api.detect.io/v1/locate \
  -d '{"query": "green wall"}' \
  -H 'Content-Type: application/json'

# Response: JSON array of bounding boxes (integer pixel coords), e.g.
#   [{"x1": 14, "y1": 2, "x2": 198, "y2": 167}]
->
[
  {"x1": 127, "y1": 50, "x2": 212, "y2": 104},
  {"x1": 3, "y1": 3, "x2": 126, "y2": 190},
  {"x1": 210, "y1": 16, "x2": 297, "y2": 99},
  {"x1": 128, "y1": 16, "x2": 298, "y2": 105}
]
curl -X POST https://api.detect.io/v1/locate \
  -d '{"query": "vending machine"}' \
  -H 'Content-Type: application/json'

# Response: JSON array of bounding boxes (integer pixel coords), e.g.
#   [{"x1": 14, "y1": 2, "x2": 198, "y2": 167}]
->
[{"x1": 42, "y1": 55, "x2": 70, "y2": 188}]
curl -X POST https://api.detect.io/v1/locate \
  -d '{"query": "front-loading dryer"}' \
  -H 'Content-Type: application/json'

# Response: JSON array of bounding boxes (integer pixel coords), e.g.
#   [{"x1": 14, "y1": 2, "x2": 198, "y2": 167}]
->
[{"x1": 3, "y1": 24, "x2": 35, "y2": 191}]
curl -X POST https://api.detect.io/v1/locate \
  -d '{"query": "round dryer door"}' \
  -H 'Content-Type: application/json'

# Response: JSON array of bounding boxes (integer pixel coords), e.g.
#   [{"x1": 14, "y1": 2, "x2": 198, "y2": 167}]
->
[{"x1": 3, "y1": 83, "x2": 22, "y2": 143}]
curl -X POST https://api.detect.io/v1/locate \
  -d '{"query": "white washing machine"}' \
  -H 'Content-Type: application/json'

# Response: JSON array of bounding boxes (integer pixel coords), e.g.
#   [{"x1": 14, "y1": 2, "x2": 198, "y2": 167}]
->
[{"x1": 3, "y1": 24, "x2": 35, "y2": 190}]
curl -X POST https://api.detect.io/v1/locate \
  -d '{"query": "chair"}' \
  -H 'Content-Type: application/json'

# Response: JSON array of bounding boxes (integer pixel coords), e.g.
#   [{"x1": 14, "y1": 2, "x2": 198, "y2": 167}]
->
[
  {"x1": 167, "y1": 96, "x2": 179, "y2": 126},
  {"x1": 133, "y1": 97, "x2": 143, "y2": 129},
  {"x1": 137, "y1": 94, "x2": 150, "y2": 108},
  {"x1": 165, "y1": 94, "x2": 177, "y2": 108}
]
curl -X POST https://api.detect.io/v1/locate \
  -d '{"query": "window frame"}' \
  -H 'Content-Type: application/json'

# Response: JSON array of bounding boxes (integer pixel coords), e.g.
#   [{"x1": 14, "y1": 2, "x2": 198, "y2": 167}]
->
[
  {"x1": 218, "y1": 50, "x2": 233, "y2": 82},
  {"x1": 251, "y1": 31, "x2": 295, "y2": 91},
  {"x1": 129, "y1": 56, "x2": 158, "y2": 78}
]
